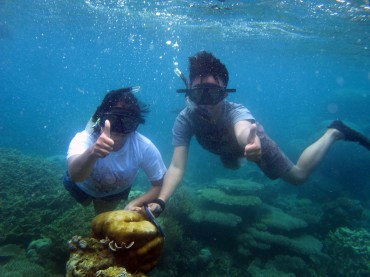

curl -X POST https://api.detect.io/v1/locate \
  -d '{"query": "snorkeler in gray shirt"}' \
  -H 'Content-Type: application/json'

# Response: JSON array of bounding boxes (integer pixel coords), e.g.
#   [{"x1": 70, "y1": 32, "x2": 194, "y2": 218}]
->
[
  {"x1": 173, "y1": 99, "x2": 293, "y2": 178},
  {"x1": 143, "y1": 51, "x2": 370, "y2": 217}
]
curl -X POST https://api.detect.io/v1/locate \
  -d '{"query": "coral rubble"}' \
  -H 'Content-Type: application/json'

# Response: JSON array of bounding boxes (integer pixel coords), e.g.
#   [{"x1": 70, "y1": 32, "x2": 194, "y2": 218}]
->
[{"x1": 66, "y1": 236, "x2": 145, "y2": 277}]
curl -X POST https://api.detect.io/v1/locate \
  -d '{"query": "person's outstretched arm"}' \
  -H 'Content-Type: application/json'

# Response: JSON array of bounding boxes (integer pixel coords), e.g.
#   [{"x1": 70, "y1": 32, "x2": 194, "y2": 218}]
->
[
  {"x1": 124, "y1": 179, "x2": 163, "y2": 210},
  {"x1": 148, "y1": 146, "x2": 188, "y2": 215},
  {"x1": 68, "y1": 120, "x2": 114, "y2": 182}
]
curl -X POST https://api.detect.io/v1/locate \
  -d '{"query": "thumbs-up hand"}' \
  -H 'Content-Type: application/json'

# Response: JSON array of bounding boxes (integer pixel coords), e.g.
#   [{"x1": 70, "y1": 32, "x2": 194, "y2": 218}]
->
[
  {"x1": 244, "y1": 123, "x2": 261, "y2": 162},
  {"x1": 93, "y1": 120, "x2": 114, "y2": 158}
]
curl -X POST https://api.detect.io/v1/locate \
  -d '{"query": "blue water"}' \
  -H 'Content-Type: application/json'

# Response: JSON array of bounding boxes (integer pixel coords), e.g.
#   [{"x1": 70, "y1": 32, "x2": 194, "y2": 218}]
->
[
  {"x1": 1, "y1": 0, "x2": 369, "y2": 184},
  {"x1": 0, "y1": 0, "x2": 370, "y2": 274},
  {"x1": 1, "y1": 0, "x2": 369, "y2": 156}
]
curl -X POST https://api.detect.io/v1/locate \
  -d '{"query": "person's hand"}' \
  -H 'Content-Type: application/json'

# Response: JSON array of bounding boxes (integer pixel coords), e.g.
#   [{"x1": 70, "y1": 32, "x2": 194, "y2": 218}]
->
[
  {"x1": 92, "y1": 120, "x2": 114, "y2": 158},
  {"x1": 244, "y1": 123, "x2": 261, "y2": 162},
  {"x1": 127, "y1": 206, "x2": 143, "y2": 212},
  {"x1": 147, "y1": 202, "x2": 164, "y2": 217},
  {"x1": 125, "y1": 203, "x2": 163, "y2": 218}
]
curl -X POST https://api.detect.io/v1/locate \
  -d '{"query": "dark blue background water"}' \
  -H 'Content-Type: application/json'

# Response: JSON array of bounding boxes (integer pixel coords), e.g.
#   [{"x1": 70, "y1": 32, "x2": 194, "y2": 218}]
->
[{"x1": 1, "y1": 0, "x2": 369, "y2": 188}]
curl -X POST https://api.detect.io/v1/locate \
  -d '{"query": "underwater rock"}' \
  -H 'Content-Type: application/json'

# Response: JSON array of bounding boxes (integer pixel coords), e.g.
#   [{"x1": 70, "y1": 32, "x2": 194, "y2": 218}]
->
[{"x1": 91, "y1": 210, "x2": 164, "y2": 274}]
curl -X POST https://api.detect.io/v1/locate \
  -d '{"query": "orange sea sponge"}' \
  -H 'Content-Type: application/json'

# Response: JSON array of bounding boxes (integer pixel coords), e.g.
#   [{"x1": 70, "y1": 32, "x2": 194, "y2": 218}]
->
[{"x1": 92, "y1": 210, "x2": 164, "y2": 274}]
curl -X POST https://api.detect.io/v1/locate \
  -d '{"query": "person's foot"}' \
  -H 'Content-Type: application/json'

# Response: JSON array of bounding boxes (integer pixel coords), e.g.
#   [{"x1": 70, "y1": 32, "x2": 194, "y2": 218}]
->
[{"x1": 328, "y1": 120, "x2": 370, "y2": 151}]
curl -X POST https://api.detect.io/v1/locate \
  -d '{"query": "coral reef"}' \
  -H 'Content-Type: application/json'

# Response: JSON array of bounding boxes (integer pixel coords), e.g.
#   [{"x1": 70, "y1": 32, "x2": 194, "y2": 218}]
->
[
  {"x1": 96, "y1": 266, "x2": 136, "y2": 277},
  {"x1": 320, "y1": 197, "x2": 365, "y2": 233},
  {"x1": 0, "y1": 243, "x2": 58, "y2": 276},
  {"x1": 0, "y1": 244, "x2": 24, "y2": 264},
  {"x1": 27, "y1": 237, "x2": 52, "y2": 264},
  {"x1": 260, "y1": 205, "x2": 308, "y2": 232},
  {"x1": 0, "y1": 258, "x2": 47, "y2": 276},
  {"x1": 0, "y1": 148, "x2": 92, "y2": 273},
  {"x1": 198, "y1": 188, "x2": 262, "y2": 207},
  {"x1": 248, "y1": 259, "x2": 296, "y2": 277},
  {"x1": 240, "y1": 227, "x2": 323, "y2": 256},
  {"x1": 325, "y1": 227, "x2": 370, "y2": 277},
  {"x1": 0, "y1": 149, "x2": 79, "y2": 245},
  {"x1": 189, "y1": 210, "x2": 242, "y2": 227},
  {"x1": 1, "y1": 148, "x2": 369, "y2": 277},
  {"x1": 66, "y1": 236, "x2": 145, "y2": 277},
  {"x1": 247, "y1": 255, "x2": 317, "y2": 277},
  {"x1": 273, "y1": 195, "x2": 323, "y2": 225},
  {"x1": 92, "y1": 210, "x2": 164, "y2": 273},
  {"x1": 215, "y1": 178, "x2": 265, "y2": 194}
]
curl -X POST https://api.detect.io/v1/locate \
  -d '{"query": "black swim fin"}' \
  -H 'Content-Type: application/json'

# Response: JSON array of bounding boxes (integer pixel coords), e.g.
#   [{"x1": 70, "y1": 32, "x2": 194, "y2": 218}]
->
[{"x1": 328, "y1": 120, "x2": 370, "y2": 151}]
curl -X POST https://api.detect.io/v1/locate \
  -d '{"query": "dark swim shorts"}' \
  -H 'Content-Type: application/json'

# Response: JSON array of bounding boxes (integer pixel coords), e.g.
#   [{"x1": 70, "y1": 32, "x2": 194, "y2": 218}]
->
[
  {"x1": 255, "y1": 124, "x2": 294, "y2": 180},
  {"x1": 63, "y1": 172, "x2": 131, "y2": 203}
]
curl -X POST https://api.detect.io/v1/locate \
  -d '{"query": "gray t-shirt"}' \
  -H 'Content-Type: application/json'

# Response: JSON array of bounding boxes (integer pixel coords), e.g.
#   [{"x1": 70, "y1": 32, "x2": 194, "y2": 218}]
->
[{"x1": 172, "y1": 101, "x2": 255, "y2": 168}]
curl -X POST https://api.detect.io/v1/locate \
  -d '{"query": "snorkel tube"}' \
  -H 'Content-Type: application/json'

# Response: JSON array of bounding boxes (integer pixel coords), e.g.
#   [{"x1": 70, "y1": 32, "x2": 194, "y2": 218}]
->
[
  {"x1": 174, "y1": 68, "x2": 189, "y2": 89},
  {"x1": 175, "y1": 67, "x2": 219, "y2": 120},
  {"x1": 175, "y1": 67, "x2": 214, "y2": 120},
  {"x1": 175, "y1": 67, "x2": 199, "y2": 111}
]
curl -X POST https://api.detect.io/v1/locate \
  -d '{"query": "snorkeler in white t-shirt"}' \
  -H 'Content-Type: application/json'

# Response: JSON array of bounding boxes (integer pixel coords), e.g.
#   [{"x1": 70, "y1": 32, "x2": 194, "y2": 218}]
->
[{"x1": 64, "y1": 87, "x2": 166, "y2": 215}]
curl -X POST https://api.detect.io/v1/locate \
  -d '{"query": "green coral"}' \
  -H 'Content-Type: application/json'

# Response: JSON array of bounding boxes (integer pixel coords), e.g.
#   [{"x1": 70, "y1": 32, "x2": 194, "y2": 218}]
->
[
  {"x1": 215, "y1": 178, "x2": 264, "y2": 194},
  {"x1": 247, "y1": 255, "x2": 316, "y2": 277},
  {"x1": 329, "y1": 227, "x2": 370, "y2": 255},
  {"x1": 189, "y1": 210, "x2": 242, "y2": 227},
  {"x1": 0, "y1": 259, "x2": 47, "y2": 276},
  {"x1": 261, "y1": 205, "x2": 308, "y2": 232},
  {"x1": 248, "y1": 259, "x2": 296, "y2": 277},
  {"x1": 240, "y1": 227, "x2": 323, "y2": 256},
  {"x1": 325, "y1": 227, "x2": 370, "y2": 276},
  {"x1": 198, "y1": 188, "x2": 262, "y2": 207},
  {"x1": 0, "y1": 148, "x2": 76, "y2": 244},
  {"x1": 0, "y1": 148, "x2": 93, "y2": 273},
  {"x1": 0, "y1": 244, "x2": 24, "y2": 259}
]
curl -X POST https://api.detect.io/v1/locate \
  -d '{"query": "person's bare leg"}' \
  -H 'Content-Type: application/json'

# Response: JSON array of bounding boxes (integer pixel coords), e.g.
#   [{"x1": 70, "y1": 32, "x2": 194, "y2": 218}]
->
[
  {"x1": 93, "y1": 199, "x2": 121, "y2": 215},
  {"x1": 282, "y1": 128, "x2": 343, "y2": 185}
]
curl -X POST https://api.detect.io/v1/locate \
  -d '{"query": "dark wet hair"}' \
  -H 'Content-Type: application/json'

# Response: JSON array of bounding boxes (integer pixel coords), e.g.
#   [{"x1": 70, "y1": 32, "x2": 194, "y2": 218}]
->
[
  {"x1": 92, "y1": 87, "x2": 148, "y2": 133},
  {"x1": 189, "y1": 51, "x2": 229, "y2": 87}
]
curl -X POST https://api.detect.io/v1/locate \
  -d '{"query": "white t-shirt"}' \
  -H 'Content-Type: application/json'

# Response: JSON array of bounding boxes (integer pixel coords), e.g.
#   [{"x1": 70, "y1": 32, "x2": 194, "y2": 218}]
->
[{"x1": 67, "y1": 130, "x2": 167, "y2": 198}]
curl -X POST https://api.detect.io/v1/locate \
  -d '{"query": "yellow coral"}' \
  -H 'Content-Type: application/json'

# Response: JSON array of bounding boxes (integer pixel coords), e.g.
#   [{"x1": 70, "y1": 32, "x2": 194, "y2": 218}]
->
[{"x1": 92, "y1": 210, "x2": 164, "y2": 274}]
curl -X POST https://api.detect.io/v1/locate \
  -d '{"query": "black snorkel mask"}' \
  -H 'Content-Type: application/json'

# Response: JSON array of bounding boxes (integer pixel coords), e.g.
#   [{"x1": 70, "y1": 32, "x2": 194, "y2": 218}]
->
[
  {"x1": 177, "y1": 83, "x2": 236, "y2": 106},
  {"x1": 175, "y1": 68, "x2": 236, "y2": 106},
  {"x1": 98, "y1": 107, "x2": 141, "y2": 134}
]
